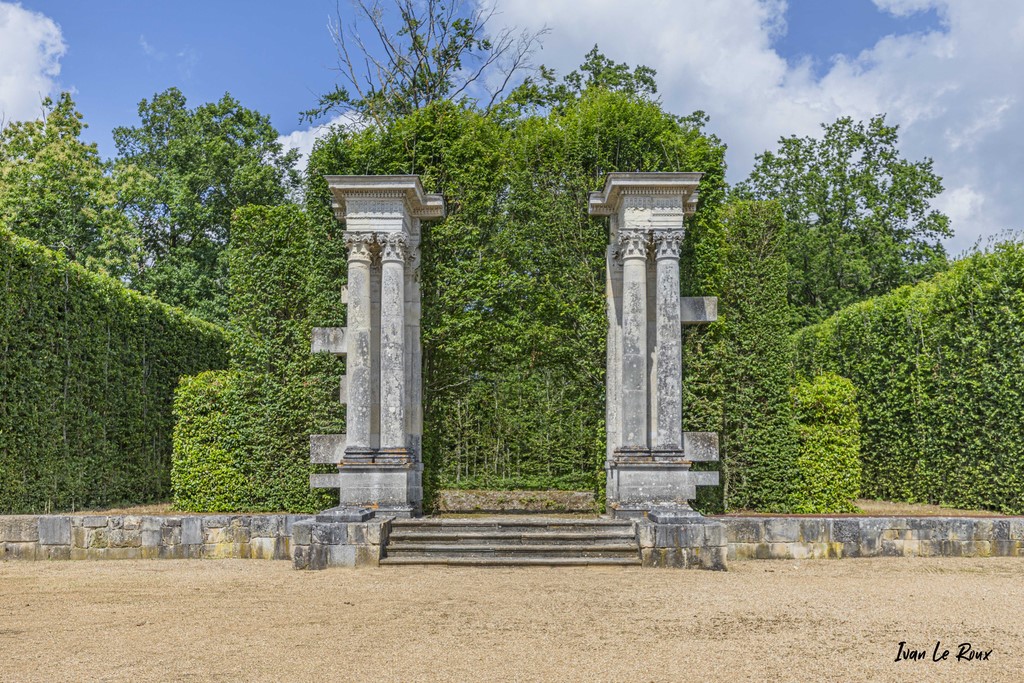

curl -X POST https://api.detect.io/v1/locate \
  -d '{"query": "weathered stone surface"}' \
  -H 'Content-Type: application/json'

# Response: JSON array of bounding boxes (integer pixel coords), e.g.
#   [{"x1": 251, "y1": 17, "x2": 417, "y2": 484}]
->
[
  {"x1": 680, "y1": 296, "x2": 718, "y2": 325},
  {"x1": 250, "y1": 515, "x2": 281, "y2": 538},
  {"x1": 38, "y1": 517, "x2": 71, "y2": 546},
  {"x1": 180, "y1": 517, "x2": 203, "y2": 545},
  {"x1": 0, "y1": 517, "x2": 39, "y2": 543},
  {"x1": 310, "y1": 434, "x2": 348, "y2": 465},
  {"x1": 764, "y1": 518, "x2": 801, "y2": 543},
  {"x1": 682, "y1": 432, "x2": 719, "y2": 461},
  {"x1": 725, "y1": 518, "x2": 764, "y2": 544},
  {"x1": 311, "y1": 326, "x2": 347, "y2": 355}
]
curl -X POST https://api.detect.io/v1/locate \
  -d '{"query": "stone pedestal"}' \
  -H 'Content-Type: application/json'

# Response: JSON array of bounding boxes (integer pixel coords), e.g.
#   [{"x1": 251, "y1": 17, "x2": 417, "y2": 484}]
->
[
  {"x1": 309, "y1": 175, "x2": 445, "y2": 518},
  {"x1": 589, "y1": 173, "x2": 720, "y2": 519}
]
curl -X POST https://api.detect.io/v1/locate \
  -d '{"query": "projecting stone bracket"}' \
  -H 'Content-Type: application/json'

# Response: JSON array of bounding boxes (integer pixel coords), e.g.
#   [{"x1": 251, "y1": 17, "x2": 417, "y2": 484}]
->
[
  {"x1": 680, "y1": 296, "x2": 717, "y2": 325},
  {"x1": 310, "y1": 434, "x2": 348, "y2": 464},
  {"x1": 683, "y1": 431, "x2": 719, "y2": 461},
  {"x1": 311, "y1": 327, "x2": 347, "y2": 354}
]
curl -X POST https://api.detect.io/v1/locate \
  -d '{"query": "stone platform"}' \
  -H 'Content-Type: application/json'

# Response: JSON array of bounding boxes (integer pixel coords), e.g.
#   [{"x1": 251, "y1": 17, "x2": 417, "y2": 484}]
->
[{"x1": 4, "y1": 513, "x2": 1022, "y2": 568}]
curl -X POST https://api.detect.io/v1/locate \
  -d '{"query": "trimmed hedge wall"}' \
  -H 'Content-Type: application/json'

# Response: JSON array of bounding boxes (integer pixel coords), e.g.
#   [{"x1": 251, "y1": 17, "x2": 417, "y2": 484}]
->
[
  {"x1": 0, "y1": 228, "x2": 228, "y2": 513},
  {"x1": 690, "y1": 200, "x2": 800, "y2": 513},
  {"x1": 170, "y1": 206, "x2": 341, "y2": 512},
  {"x1": 793, "y1": 241, "x2": 1024, "y2": 513},
  {"x1": 791, "y1": 373, "x2": 861, "y2": 513}
]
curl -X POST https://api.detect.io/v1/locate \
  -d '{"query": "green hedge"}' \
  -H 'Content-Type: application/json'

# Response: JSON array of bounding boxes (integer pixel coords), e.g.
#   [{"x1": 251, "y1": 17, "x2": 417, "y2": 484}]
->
[
  {"x1": 690, "y1": 200, "x2": 799, "y2": 513},
  {"x1": 0, "y1": 228, "x2": 228, "y2": 513},
  {"x1": 790, "y1": 373, "x2": 860, "y2": 513},
  {"x1": 793, "y1": 241, "x2": 1024, "y2": 513},
  {"x1": 171, "y1": 370, "x2": 334, "y2": 512},
  {"x1": 170, "y1": 206, "x2": 340, "y2": 512}
]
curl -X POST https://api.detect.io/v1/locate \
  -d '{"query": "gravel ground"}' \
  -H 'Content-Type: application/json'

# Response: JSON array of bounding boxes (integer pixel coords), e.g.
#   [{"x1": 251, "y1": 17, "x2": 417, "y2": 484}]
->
[{"x1": 0, "y1": 557, "x2": 1020, "y2": 682}]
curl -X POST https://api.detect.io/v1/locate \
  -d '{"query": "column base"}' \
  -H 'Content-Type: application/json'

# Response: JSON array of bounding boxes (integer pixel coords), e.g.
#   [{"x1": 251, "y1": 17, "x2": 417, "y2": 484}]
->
[
  {"x1": 335, "y1": 462, "x2": 422, "y2": 517},
  {"x1": 606, "y1": 458, "x2": 718, "y2": 519}
]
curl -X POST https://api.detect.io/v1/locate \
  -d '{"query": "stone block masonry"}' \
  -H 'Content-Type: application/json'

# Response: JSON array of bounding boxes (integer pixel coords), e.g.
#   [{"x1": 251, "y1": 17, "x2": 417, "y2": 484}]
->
[
  {"x1": 720, "y1": 516, "x2": 1024, "y2": 560},
  {"x1": 3, "y1": 514, "x2": 1022, "y2": 567}
]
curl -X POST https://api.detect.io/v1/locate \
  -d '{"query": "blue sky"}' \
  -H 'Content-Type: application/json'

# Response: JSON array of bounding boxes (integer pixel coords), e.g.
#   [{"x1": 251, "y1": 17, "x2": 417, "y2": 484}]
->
[{"x1": 1, "y1": 1, "x2": 1020, "y2": 253}]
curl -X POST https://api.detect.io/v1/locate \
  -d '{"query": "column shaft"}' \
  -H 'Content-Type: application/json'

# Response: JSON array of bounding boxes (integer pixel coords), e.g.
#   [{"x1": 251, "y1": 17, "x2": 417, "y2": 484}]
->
[
  {"x1": 654, "y1": 231, "x2": 684, "y2": 451},
  {"x1": 379, "y1": 234, "x2": 407, "y2": 452},
  {"x1": 344, "y1": 234, "x2": 375, "y2": 452},
  {"x1": 619, "y1": 230, "x2": 649, "y2": 450}
]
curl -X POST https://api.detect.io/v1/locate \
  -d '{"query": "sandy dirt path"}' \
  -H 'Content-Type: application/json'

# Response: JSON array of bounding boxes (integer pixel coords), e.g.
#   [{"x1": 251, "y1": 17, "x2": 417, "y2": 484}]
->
[{"x1": 0, "y1": 557, "x2": 1020, "y2": 682}]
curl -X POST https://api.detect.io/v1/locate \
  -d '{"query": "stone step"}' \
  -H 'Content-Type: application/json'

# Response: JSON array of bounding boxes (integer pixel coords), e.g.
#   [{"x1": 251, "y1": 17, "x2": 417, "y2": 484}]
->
[
  {"x1": 388, "y1": 530, "x2": 636, "y2": 544},
  {"x1": 391, "y1": 519, "x2": 634, "y2": 536},
  {"x1": 387, "y1": 543, "x2": 638, "y2": 557},
  {"x1": 379, "y1": 556, "x2": 640, "y2": 567}
]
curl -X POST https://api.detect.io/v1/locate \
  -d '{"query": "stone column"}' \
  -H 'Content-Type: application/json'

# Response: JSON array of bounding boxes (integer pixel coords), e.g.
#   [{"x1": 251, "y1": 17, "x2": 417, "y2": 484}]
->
[
  {"x1": 344, "y1": 233, "x2": 376, "y2": 458},
  {"x1": 619, "y1": 230, "x2": 650, "y2": 452},
  {"x1": 378, "y1": 232, "x2": 408, "y2": 457},
  {"x1": 589, "y1": 173, "x2": 720, "y2": 519},
  {"x1": 311, "y1": 175, "x2": 444, "y2": 519},
  {"x1": 653, "y1": 230, "x2": 684, "y2": 454}
]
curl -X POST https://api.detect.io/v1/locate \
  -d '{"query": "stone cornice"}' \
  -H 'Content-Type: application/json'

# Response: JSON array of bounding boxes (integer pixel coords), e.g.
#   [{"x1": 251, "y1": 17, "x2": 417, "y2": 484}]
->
[
  {"x1": 588, "y1": 172, "x2": 702, "y2": 217},
  {"x1": 326, "y1": 175, "x2": 446, "y2": 222}
]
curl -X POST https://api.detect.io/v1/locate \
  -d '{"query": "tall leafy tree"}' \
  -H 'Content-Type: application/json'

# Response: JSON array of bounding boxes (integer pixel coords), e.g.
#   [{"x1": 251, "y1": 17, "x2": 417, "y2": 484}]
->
[
  {"x1": 0, "y1": 93, "x2": 136, "y2": 276},
  {"x1": 739, "y1": 115, "x2": 951, "y2": 327},
  {"x1": 113, "y1": 88, "x2": 299, "y2": 323}
]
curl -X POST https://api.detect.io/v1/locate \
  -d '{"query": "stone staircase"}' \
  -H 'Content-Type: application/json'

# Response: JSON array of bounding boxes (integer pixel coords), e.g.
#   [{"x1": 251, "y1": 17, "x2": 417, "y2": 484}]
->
[{"x1": 380, "y1": 517, "x2": 641, "y2": 567}]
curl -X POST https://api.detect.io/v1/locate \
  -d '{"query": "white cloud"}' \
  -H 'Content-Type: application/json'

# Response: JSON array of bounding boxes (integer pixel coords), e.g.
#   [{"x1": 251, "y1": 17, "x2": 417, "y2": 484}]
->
[
  {"x1": 278, "y1": 113, "x2": 359, "y2": 172},
  {"x1": 0, "y1": 2, "x2": 65, "y2": 124},
  {"x1": 488, "y1": 0, "x2": 1024, "y2": 253}
]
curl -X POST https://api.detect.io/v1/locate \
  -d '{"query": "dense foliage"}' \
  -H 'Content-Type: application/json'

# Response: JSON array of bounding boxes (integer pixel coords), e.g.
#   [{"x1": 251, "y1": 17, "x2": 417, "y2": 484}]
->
[
  {"x1": 170, "y1": 206, "x2": 341, "y2": 512},
  {"x1": 112, "y1": 88, "x2": 299, "y2": 323},
  {"x1": 0, "y1": 94, "x2": 136, "y2": 277},
  {"x1": 0, "y1": 228, "x2": 228, "y2": 514},
  {"x1": 689, "y1": 201, "x2": 799, "y2": 513},
  {"x1": 793, "y1": 241, "x2": 1024, "y2": 513},
  {"x1": 306, "y1": 81, "x2": 727, "y2": 502},
  {"x1": 740, "y1": 115, "x2": 950, "y2": 328},
  {"x1": 790, "y1": 373, "x2": 861, "y2": 513}
]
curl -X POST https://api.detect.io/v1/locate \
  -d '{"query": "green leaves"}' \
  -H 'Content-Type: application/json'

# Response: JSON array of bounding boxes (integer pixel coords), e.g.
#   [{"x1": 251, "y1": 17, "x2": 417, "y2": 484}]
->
[
  {"x1": 740, "y1": 115, "x2": 951, "y2": 328},
  {"x1": 0, "y1": 228, "x2": 228, "y2": 514},
  {"x1": 794, "y1": 241, "x2": 1024, "y2": 513},
  {"x1": 0, "y1": 93, "x2": 137, "y2": 278},
  {"x1": 791, "y1": 374, "x2": 861, "y2": 513},
  {"x1": 112, "y1": 87, "x2": 299, "y2": 324}
]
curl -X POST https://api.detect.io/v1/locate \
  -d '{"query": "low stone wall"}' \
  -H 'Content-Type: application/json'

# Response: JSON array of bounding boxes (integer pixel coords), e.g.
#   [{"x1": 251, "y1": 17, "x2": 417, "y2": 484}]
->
[
  {"x1": 4, "y1": 514, "x2": 1023, "y2": 566},
  {"x1": 720, "y1": 516, "x2": 1024, "y2": 561},
  {"x1": 0, "y1": 514, "x2": 310, "y2": 561},
  {"x1": 640, "y1": 518, "x2": 727, "y2": 570}
]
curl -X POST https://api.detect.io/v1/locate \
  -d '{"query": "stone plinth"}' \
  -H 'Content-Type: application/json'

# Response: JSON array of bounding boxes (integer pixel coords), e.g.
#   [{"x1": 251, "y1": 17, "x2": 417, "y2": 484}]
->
[
  {"x1": 311, "y1": 175, "x2": 444, "y2": 518},
  {"x1": 589, "y1": 173, "x2": 719, "y2": 518}
]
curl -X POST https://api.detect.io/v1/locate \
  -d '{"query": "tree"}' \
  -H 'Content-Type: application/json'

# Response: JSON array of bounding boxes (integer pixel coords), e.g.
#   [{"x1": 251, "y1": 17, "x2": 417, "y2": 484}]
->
[
  {"x1": 738, "y1": 115, "x2": 951, "y2": 327},
  {"x1": 113, "y1": 88, "x2": 299, "y2": 323},
  {"x1": 304, "y1": 0, "x2": 546, "y2": 126},
  {"x1": 0, "y1": 93, "x2": 136, "y2": 276}
]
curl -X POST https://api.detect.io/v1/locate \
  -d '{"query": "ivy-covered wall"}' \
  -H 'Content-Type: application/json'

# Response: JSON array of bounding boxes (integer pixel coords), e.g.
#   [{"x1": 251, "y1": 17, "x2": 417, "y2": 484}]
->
[
  {"x1": 793, "y1": 241, "x2": 1024, "y2": 513},
  {"x1": 0, "y1": 228, "x2": 228, "y2": 513}
]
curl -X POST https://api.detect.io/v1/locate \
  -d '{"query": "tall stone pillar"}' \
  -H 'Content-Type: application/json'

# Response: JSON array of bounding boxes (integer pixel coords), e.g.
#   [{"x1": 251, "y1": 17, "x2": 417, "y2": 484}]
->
[
  {"x1": 343, "y1": 233, "x2": 375, "y2": 457},
  {"x1": 589, "y1": 173, "x2": 720, "y2": 519},
  {"x1": 309, "y1": 175, "x2": 445, "y2": 518},
  {"x1": 619, "y1": 230, "x2": 649, "y2": 452},
  {"x1": 653, "y1": 231, "x2": 684, "y2": 454},
  {"x1": 378, "y1": 233, "x2": 407, "y2": 457}
]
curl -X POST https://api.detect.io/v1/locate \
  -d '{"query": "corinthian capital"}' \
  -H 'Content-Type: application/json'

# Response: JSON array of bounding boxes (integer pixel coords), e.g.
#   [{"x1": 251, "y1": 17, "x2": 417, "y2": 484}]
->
[
  {"x1": 378, "y1": 233, "x2": 409, "y2": 262},
  {"x1": 344, "y1": 232, "x2": 376, "y2": 262},
  {"x1": 617, "y1": 230, "x2": 649, "y2": 259},
  {"x1": 653, "y1": 230, "x2": 684, "y2": 259}
]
